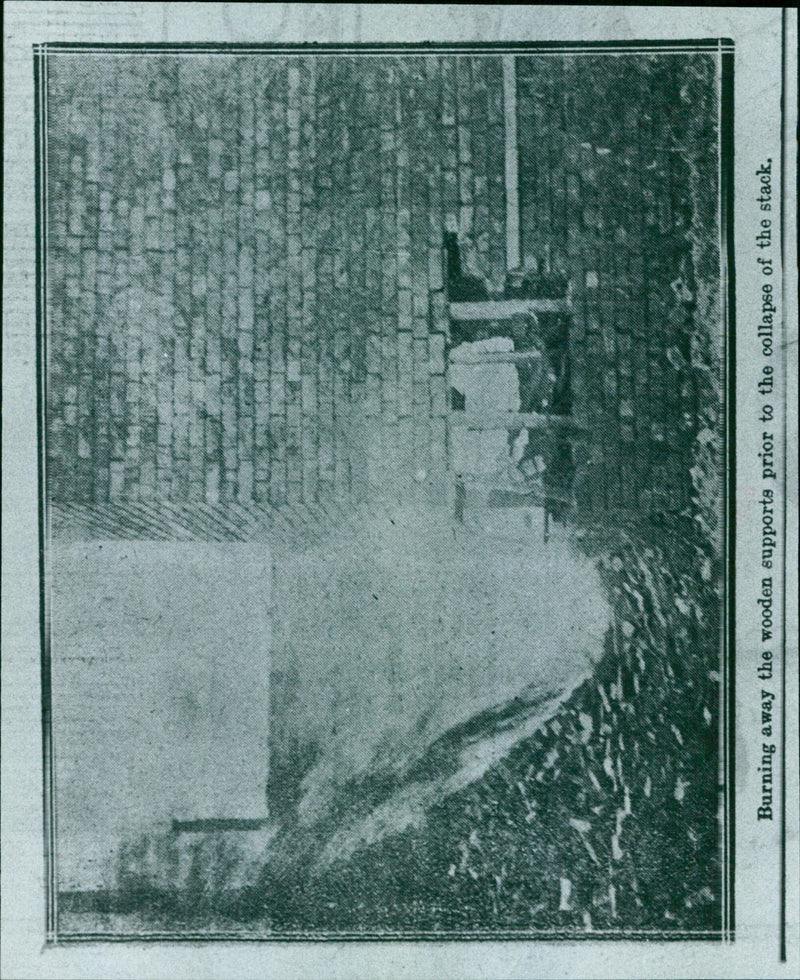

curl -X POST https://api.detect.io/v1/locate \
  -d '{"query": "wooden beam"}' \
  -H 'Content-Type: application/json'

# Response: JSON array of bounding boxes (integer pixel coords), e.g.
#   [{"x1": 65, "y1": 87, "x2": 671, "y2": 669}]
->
[
  {"x1": 450, "y1": 411, "x2": 584, "y2": 433},
  {"x1": 448, "y1": 349, "x2": 543, "y2": 365},
  {"x1": 449, "y1": 298, "x2": 571, "y2": 321}
]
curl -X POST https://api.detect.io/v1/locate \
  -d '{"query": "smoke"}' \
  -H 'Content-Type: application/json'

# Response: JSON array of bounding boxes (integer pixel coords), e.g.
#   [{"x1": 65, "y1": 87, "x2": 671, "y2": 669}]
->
[{"x1": 270, "y1": 505, "x2": 610, "y2": 826}]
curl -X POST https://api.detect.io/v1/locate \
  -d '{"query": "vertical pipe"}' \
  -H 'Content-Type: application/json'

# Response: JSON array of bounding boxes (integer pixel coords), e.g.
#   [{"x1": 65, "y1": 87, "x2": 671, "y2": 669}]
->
[
  {"x1": 454, "y1": 474, "x2": 466, "y2": 523},
  {"x1": 502, "y1": 55, "x2": 521, "y2": 271}
]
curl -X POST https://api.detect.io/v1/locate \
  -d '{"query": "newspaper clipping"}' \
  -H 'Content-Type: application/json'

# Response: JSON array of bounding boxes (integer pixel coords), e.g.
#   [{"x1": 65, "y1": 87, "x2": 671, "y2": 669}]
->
[{"x1": 2, "y1": 5, "x2": 797, "y2": 979}]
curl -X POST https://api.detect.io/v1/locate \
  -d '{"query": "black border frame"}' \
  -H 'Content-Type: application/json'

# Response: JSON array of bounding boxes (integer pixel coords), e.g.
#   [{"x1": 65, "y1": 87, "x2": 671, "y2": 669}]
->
[{"x1": 33, "y1": 38, "x2": 738, "y2": 945}]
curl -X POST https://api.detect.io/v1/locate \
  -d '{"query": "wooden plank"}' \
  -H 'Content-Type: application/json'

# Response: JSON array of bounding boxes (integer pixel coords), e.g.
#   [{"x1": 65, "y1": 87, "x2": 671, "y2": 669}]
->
[
  {"x1": 450, "y1": 411, "x2": 584, "y2": 433},
  {"x1": 448, "y1": 348, "x2": 543, "y2": 365},
  {"x1": 449, "y1": 298, "x2": 571, "y2": 320},
  {"x1": 457, "y1": 473, "x2": 575, "y2": 506}
]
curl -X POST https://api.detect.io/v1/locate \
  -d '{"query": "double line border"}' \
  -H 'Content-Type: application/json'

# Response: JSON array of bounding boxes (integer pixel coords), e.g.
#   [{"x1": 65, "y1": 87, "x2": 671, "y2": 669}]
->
[{"x1": 34, "y1": 38, "x2": 737, "y2": 945}]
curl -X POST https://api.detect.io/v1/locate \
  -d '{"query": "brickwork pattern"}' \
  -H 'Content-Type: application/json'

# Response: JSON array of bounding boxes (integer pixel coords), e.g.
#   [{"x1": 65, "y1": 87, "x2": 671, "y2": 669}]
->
[
  {"x1": 516, "y1": 54, "x2": 720, "y2": 515},
  {"x1": 45, "y1": 55, "x2": 508, "y2": 508},
  {"x1": 45, "y1": 53, "x2": 719, "y2": 517}
]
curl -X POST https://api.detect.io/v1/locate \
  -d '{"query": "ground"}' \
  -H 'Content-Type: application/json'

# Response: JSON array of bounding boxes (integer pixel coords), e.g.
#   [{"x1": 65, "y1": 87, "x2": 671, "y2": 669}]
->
[{"x1": 53, "y1": 504, "x2": 721, "y2": 938}]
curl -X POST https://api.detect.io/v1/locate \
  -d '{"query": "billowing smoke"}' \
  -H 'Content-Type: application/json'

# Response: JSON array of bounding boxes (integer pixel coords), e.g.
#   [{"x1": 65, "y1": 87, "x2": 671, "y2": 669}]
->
[{"x1": 269, "y1": 504, "x2": 610, "y2": 827}]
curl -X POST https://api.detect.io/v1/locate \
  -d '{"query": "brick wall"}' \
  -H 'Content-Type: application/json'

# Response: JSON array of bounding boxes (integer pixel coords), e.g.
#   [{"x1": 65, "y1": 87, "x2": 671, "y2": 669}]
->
[
  {"x1": 516, "y1": 54, "x2": 720, "y2": 515},
  {"x1": 45, "y1": 52, "x2": 719, "y2": 518},
  {"x1": 45, "y1": 54, "x2": 508, "y2": 507}
]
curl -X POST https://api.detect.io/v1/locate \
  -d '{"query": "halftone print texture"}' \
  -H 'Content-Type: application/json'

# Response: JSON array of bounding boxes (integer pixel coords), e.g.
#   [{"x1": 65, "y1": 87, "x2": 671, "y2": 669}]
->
[{"x1": 38, "y1": 44, "x2": 731, "y2": 940}]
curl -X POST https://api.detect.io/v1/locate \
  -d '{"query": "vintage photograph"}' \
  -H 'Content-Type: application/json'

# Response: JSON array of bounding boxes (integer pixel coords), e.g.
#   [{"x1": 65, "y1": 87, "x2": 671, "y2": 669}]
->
[{"x1": 38, "y1": 42, "x2": 731, "y2": 940}]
